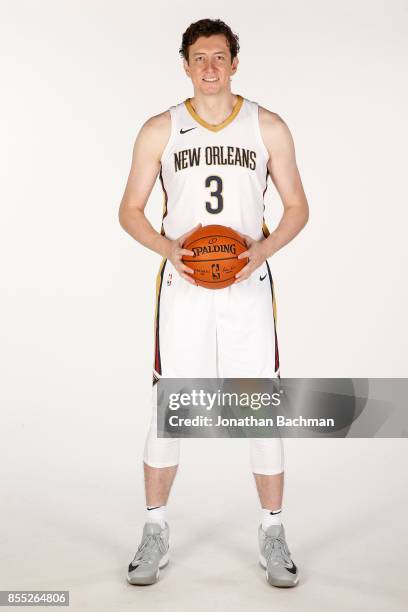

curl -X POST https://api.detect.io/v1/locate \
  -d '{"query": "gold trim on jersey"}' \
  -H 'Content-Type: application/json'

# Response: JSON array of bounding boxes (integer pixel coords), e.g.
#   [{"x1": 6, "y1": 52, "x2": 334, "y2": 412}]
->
[
  {"x1": 153, "y1": 257, "x2": 167, "y2": 377},
  {"x1": 266, "y1": 260, "x2": 279, "y2": 372},
  {"x1": 159, "y1": 166, "x2": 168, "y2": 236},
  {"x1": 271, "y1": 276, "x2": 277, "y2": 325},
  {"x1": 262, "y1": 221, "x2": 270, "y2": 238},
  {"x1": 184, "y1": 95, "x2": 244, "y2": 132},
  {"x1": 262, "y1": 170, "x2": 270, "y2": 238}
]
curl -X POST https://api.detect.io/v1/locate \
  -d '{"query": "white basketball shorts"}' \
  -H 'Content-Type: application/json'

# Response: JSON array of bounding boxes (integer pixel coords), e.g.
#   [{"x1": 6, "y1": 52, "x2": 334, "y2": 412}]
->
[
  {"x1": 153, "y1": 258, "x2": 280, "y2": 379},
  {"x1": 144, "y1": 257, "x2": 284, "y2": 475}
]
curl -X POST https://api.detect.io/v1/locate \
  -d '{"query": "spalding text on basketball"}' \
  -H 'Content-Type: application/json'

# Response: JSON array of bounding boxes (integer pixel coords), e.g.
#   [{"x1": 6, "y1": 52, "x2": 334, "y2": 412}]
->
[{"x1": 192, "y1": 243, "x2": 236, "y2": 257}]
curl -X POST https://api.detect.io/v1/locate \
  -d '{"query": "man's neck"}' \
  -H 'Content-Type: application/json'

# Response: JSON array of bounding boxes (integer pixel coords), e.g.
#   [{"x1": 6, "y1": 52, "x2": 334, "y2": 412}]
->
[{"x1": 189, "y1": 91, "x2": 238, "y2": 127}]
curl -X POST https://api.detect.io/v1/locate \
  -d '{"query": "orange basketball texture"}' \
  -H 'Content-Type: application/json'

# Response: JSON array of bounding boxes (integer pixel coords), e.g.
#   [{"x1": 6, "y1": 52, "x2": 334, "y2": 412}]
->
[{"x1": 182, "y1": 225, "x2": 248, "y2": 289}]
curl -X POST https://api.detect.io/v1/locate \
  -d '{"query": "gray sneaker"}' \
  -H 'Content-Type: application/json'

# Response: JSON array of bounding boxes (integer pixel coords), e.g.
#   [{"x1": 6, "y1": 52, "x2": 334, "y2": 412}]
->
[
  {"x1": 127, "y1": 522, "x2": 170, "y2": 585},
  {"x1": 259, "y1": 523, "x2": 299, "y2": 587}
]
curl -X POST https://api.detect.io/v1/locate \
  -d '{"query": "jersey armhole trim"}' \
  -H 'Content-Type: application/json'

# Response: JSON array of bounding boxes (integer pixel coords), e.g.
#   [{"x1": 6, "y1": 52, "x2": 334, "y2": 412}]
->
[
  {"x1": 160, "y1": 106, "x2": 176, "y2": 163},
  {"x1": 252, "y1": 102, "x2": 270, "y2": 162}
]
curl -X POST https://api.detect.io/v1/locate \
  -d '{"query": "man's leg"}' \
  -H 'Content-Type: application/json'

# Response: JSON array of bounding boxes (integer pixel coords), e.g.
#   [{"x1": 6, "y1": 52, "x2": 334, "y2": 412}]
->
[
  {"x1": 250, "y1": 434, "x2": 298, "y2": 588},
  {"x1": 142, "y1": 382, "x2": 181, "y2": 524},
  {"x1": 250, "y1": 436, "x2": 285, "y2": 524},
  {"x1": 253, "y1": 471, "x2": 284, "y2": 512},
  {"x1": 128, "y1": 260, "x2": 217, "y2": 585},
  {"x1": 216, "y1": 261, "x2": 299, "y2": 586},
  {"x1": 127, "y1": 394, "x2": 180, "y2": 586},
  {"x1": 144, "y1": 463, "x2": 178, "y2": 507}
]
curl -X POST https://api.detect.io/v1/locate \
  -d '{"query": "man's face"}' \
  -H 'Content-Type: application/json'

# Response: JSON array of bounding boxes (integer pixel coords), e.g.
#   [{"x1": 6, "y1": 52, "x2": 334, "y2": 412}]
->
[{"x1": 183, "y1": 34, "x2": 238, "y2": 94}]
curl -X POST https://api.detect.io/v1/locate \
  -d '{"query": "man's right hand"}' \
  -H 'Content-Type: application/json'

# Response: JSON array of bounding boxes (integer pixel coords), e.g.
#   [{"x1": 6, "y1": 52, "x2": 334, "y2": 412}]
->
[{"x1": 165, "y1": 223, "x2": 202, "y2": 285}]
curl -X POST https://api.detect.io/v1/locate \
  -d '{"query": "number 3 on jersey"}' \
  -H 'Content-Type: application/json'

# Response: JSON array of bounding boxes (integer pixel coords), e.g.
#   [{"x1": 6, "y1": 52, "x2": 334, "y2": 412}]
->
[{"x1": 205, "y1": 175, "x2": 223, "y2": 214}]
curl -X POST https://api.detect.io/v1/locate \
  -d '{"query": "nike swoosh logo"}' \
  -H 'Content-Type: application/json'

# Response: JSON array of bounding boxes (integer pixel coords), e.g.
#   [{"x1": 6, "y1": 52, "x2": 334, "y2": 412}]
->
[
  {"x1": 260, "y1": 274, "x2": 267, "y2": 281},
  {"x1": 180, "y1": 127, "x2": 197, "y2": 134},
  {"x1": 285, "y1": 562, "x2": 297, "y2": 574},
  {"x1": 128, "y1": 562, "x2": 139, "y2": 571}
]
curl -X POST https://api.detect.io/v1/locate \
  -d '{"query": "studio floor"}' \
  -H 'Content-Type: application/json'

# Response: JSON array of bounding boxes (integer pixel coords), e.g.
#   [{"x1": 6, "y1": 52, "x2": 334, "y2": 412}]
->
[{"x1": 1, "y1": 436, "x2": 407, "y2": 611}]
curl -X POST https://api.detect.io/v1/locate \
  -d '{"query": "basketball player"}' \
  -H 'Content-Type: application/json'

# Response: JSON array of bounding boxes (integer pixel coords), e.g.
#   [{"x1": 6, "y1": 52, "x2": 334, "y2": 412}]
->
[{"x1": 119, "y1": 19, "x2": 309, "y2": 588}]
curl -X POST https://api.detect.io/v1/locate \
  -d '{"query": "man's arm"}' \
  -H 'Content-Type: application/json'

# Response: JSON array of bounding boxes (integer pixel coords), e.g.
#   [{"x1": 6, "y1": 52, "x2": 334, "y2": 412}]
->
[
  {"x1": 259, "y1": 107, "x2": 309, "y2": 257},
  {"x1": 235, "y1": 108, "x2": 309, "y2": 281},
  {"x1": 118, "y1": 111, "x2": 171, "y2": 257},
  {"x1": 118, "y1": 112, "x2": 198, "y2": 284}
]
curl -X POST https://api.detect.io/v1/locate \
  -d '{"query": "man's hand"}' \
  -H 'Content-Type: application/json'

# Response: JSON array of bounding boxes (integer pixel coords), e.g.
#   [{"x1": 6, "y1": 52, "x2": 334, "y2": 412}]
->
[
  {"x1": 165, "y1": 223, "x2": 202, "y2": 285},
  {"x1": 235, "y1": 232, "x2": 268, "y2": 283}
]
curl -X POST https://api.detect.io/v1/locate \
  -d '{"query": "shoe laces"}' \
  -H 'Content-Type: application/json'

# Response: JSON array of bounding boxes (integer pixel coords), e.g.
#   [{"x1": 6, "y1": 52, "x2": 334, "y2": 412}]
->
[
  {"x1": 133, "y1": 533, "x2": 167, "y2": 565},
  {"x1": 264, "y1": 533, "x2": 292, "y2": 566}
]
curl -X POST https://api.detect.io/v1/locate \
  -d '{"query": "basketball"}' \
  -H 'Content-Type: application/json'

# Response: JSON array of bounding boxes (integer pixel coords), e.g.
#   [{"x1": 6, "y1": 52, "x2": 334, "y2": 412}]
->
[{"x1": 182, "y1": 224, "x2": 249, "y2": 289}]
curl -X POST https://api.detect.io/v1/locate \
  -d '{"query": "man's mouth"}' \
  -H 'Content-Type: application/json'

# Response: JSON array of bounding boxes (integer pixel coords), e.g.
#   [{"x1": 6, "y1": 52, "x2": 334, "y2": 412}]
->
[{"x1": 202, "y1": 77, "x2": 219, "y2": 82}]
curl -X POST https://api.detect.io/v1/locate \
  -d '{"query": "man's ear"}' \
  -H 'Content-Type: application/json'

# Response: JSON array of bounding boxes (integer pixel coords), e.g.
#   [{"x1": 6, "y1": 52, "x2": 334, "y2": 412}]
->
[
  {"x1": 183, "y1": 58, "x2": 191, "y2": 78},
  {"x1": 231, "y1": 56, "x2": 239, "y2": 76}
]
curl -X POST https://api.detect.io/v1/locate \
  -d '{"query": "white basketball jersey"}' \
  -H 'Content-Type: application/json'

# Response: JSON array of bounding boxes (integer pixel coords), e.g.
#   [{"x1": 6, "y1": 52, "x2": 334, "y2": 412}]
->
[{"x1": 159, "y1": 95, "x2": 270, "y2": 241}]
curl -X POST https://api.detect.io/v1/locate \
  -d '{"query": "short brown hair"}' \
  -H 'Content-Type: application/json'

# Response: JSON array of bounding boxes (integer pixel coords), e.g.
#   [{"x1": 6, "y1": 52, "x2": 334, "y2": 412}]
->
[{"x1": 180, "y1": 19, "x2": 240, "y2": 62}]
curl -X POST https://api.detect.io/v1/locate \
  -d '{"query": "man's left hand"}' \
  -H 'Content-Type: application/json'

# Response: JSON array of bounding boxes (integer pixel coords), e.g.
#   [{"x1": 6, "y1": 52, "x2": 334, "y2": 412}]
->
[{"x1": 234, "y1": 232, "x2": 268, "y2": 283}]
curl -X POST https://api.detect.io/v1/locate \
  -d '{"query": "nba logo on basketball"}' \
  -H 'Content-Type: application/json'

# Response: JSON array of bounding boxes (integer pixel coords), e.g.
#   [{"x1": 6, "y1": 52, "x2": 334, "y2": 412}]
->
[
  {"x1": 167, "y1": 273, "x2": 173, "y2": 286},
  {"x1": 211, "y1": 263, "x2": 220, "y2": 280}
]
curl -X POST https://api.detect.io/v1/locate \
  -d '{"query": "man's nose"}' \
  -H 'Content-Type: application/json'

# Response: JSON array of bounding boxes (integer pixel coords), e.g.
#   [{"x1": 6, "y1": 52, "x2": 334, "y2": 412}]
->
[
  {"x1": 202, "y1": 57, "x2": 216, "y2": 71},
  {"x1": 208, "y1": 57, "x2": 217, "y2": 70}
]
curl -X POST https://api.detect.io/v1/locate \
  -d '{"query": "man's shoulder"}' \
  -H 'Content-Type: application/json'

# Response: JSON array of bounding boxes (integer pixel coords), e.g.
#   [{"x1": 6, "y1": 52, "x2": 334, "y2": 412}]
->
[
  {"x1": 141, "y1": 109, "x2": 171, "y2": 134},
  {"x1": 258, "y1": 106, "x2": 287, "y2": 130},
  {"x1": 258, "y1": 106, "x2": 293, "y2": 151},
  {"x1": 136, "y1": 110, "x2": 172, "y2": 155}
]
